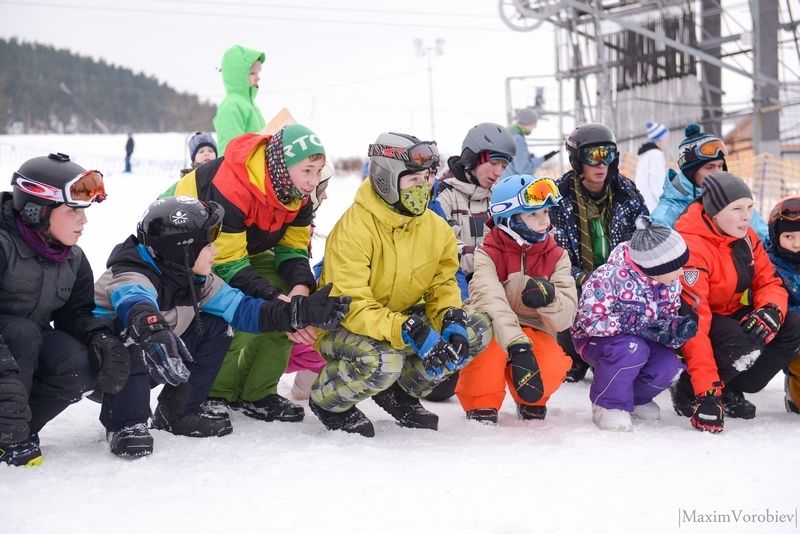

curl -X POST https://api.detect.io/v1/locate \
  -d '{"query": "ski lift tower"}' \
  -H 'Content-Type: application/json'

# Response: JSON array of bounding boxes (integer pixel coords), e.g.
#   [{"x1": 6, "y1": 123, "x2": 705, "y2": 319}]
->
[{"x1": 498, "y1": 0, "x2": 795, "y2": 157}]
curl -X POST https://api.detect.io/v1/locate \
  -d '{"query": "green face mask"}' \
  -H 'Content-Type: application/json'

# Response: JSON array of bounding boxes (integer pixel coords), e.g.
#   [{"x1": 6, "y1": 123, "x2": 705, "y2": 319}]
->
[{"x1": 399, "y1": 182, "x2": 430, "y2": 216}]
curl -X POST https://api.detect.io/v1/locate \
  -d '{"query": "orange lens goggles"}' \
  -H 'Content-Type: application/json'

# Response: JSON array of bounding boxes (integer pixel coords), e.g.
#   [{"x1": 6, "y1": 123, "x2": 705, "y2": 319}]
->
[
  {"x1": 66, "y1": 170, "x2": 107, "y2": 206},
  {"x1": 696, "y1": 138, "x2": 727, "y2": 158},
  {"x1": 520, "y1": 178, "x2": 561, "y2": 207}
]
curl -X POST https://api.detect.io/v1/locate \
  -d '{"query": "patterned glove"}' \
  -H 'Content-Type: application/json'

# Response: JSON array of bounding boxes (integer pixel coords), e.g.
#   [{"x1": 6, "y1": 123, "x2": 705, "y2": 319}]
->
[
  {"x1": 126, "y1": 303, "x2": 193, "y2": 386},
  {"x1": 690, "y1": 389, "x2": 724, "y2": 433},
  {"x1": 440, "y1": 308, "x2": 470, "y2": 366},
  {"x1": 521, "y1": 277, "x2": 556, "y2": 308},
  {"x1": 402, "y1": 315, "x2": 460, "y2": 378},
  {"x1": 740, "y1": 306, "x2": 782, "y2": 345}
]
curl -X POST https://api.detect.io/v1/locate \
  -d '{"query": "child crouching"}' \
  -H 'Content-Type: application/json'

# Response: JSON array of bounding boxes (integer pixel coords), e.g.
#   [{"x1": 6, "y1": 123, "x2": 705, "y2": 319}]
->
[{"x1": 571, "y1": 216, "x2": 695, "y2": 431}]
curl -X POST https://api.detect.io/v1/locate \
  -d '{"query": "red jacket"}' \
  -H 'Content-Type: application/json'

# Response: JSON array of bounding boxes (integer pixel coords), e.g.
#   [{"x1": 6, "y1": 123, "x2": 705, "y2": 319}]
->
[
  {"x1": 481, "y1": 223, "x2": 563, "y2": 282},
  {"x1": 676, "y1": 202, "x2": 788, "y2": 394}
]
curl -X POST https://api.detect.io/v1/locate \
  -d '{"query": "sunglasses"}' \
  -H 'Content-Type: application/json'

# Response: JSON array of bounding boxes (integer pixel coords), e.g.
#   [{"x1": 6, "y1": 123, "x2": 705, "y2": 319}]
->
[
  {"x1": 770, "y1": 196, "x2": 800, "y2": 224},
  {"x1": 489, "y1": 177, "x2": 561, "y2": 217},
  {"x1": 678, "y1": 137, "x2": 727, "y2": 169},
  {"x1": 12, "y1": 170, "x2": 107, "y2": 208},
  {"x1": 578, "y1": 145, "x2": 617, "y2": 167},
  {"x1": 368, "y1": 141, "x2": 440, "y2": 172}
]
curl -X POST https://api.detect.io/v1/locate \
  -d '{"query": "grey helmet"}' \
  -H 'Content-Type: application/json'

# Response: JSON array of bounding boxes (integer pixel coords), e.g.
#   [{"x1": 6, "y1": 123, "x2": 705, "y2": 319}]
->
[
  {"x1": 565, "y1": 122, "x2": 618, "y2": 174},
  {"x1": 459, "y1": 122, "x2": 516, "y2": 171},
  {"x1": 368, "y1": 132, "x2": 425, "y2": 206}
]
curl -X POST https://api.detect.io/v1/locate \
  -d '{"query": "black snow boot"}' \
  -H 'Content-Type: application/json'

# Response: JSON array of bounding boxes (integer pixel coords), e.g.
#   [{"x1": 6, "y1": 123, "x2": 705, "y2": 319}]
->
[
  {"x1": 107, "y1": 423, "x2": 154, "y2": 458},
  {"x1": 721, "y1": 388, "x2": 756, "y2": 419},
  {"x1": 670, "y1": 372, "x2": 695, "y2": 417},
  {"x1": 466, "y1": 408, "x2": 498, "y2": 425},
  {"x1": 309, "y1": 399, "x2": 375, "y2": 437},
  {"x1": 0, "y1": 434, "x2": 43, "y2": 467},
  {"x1": 564, "y1": 358, "x2": 590, "y2": 383},
  {"x1": 372, "y1": 383, "x2": 439, "y2": 430},
  {"x1": 152, "y1": 403, "x2": 233, "y2": 437},
  {"x1": 517, "y1": 403, "x2": 547, "y2": 420},
  {"x1": 237, "y1": 394, "x2": 305, "y2": 423}
]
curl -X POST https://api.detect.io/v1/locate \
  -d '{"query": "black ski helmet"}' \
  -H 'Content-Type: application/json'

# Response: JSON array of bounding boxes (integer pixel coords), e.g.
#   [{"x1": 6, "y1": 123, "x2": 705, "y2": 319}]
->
[
  {"x1": 565, "y1": 123, "x2": 618, "y2": 174},
  {"x1": 12, "y1": 153, "x2": 92, "y2": 229},
  {"x1": 137, "y1": 196, "x2": 224, "y2": 267},
  {"x1": 459, "y1": 122, "x2": 516, "y2": 171}
]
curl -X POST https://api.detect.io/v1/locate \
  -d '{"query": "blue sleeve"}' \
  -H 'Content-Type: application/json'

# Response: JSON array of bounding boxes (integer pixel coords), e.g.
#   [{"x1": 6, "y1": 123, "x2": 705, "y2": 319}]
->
[
  {"x1": 456, "y1": 267, "x2": 469, "y2": 301},
  {"x1": 200, "y1": 283, "x2": 253, "y2": 326},
  {"x1": 110, "y1": 284, "x2": 159, "y2": 327},
  {"x1": 312, "y1": 259, "x2": 324, "y2": 282},
  {"x1": 751, "y1": 209, "x2": 770, "y2": 244}
]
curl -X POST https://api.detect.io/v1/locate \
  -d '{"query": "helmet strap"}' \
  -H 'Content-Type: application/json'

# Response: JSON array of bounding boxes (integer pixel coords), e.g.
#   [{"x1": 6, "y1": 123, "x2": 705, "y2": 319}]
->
[{"x1": 183, "y1": 246, "x2": 205, "y2": 337}]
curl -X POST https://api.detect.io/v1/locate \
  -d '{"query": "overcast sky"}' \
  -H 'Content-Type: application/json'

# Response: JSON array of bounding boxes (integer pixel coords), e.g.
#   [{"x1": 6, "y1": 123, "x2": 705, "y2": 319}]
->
[{"x1": 2, "y1": 0, "x2": 795, "y2": 159}]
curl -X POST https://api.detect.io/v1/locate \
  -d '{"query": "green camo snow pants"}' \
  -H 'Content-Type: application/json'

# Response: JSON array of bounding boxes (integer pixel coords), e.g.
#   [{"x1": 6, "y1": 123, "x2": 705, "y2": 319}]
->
[
  {"x1": 209, "y1": 250, "x2": 292, "y2": 402},
  {"x1": 310, "y1": 310, "x2": 492, "y2": 412}
]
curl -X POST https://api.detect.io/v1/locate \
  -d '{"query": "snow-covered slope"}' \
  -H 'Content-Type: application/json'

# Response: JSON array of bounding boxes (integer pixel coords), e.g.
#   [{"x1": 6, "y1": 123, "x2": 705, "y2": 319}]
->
[{"x1": 1, "y1": 134, "x2": 798, "y2": 534}]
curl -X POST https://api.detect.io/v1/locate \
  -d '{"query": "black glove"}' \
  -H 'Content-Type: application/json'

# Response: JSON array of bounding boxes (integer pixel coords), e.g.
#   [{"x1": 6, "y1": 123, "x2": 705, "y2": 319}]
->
[
  {"x1": 521, "y1": 277, "x2": 556, "y2": 308},
  {"x1": 229, "y1": 265, "x2": 283, "y2": 301},
  {"x1": 690, "y1": 390, "x2": 724, "y2": 433},
  {"x1": 402, "y1": 315, "x2": 460, "y2": 378},
  {"x1": 441, "y1": 308, "x2": 470, "y2": 364},
  {"x1": 575, "y1": 271, "x2": 590, "y2": 290},
  {"x1": 543, "y1": 150, "x2": 559, "y2": 161},
  {"x1": 90, "y1": 332, "x2": 131, "y2": 395},
  {"x1": 288, "y1": 283, "x2": 351, "y2": 331},
  {"x1": 126, "y1": 304, "x2": 193, "y2": 386},
  {"x1": 507, "y1": 343, "x2": 544, "y2": 404},
  {"x1": 0, "y1": 370, "x2": 29, "y2": 446},
  {"x1": 740, "y1": 306, "x2": 782, "y2": 345},
  {"x1": 671, "y1": 315, "x2": 698, "y2": 345}
]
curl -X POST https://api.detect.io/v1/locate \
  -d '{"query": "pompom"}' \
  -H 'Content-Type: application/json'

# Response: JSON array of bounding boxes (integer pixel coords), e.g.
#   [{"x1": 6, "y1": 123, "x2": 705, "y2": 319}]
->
[
  {"x1": 684, "y1": 123, "x2": 701, "y2": 137},
  {"x1": 634, "y1": 214, "x2": 652, "y2": 230}
]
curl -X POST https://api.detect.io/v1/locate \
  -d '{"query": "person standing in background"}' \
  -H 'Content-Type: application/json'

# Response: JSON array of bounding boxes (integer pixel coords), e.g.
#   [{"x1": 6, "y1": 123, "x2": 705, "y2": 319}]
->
[
  {"x1": 124, "y1": 133, "x2": 134, "y2": 173},
  {"x1": 635, "y1": 122, "x2": 668, "y2": 212},
  {"x1": 213, "y1": 45, "x2": 266, "y2": 155},
  {"x1": 502, "y1": 107, "x2": 558, "y2": 178}
]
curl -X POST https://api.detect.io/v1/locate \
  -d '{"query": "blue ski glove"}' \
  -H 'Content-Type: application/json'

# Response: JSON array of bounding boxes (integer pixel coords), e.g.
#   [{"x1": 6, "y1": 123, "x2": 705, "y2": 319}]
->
[
  {"x1": 402, "y1": 315, "x2": 460, "y2": 378},
  {"x1": 440, "y1": 308, "x2": 470, "y2": 367}
]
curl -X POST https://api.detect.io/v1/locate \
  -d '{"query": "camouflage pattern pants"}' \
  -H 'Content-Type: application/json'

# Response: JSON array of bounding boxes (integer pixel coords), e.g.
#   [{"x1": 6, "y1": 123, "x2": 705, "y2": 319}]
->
[{"x1": 310, "y1": 310, "x2": 492, "y2": 413}]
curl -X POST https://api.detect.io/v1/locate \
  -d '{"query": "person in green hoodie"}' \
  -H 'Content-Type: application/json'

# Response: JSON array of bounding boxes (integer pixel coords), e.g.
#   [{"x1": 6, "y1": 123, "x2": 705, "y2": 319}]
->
[{"x1": 213, "y1": 45, "x2": 267, "y2": 155}]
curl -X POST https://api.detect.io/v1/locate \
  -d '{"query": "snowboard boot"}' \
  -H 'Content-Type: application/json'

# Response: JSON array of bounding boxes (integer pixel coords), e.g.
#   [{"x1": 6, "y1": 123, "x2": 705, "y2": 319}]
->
[
  {"x1": 632, "y1": 401, "x2": 661, "y2": 420},
  {"x1": 202, "y1": 397, "x2": 232, "y2": 418},
  {"x1": 591, "y1": 404, "x2": 632, "y2": 432},
  {"x1": 669, "y1": 372, "x2": 695, "y2": 417},
  {"x1": 309, "y1": 399, "x2": 375, "y2": 437},
  {"x1": 423, "y1": 372, "x2": 459, "y2": 402},
  {"x1": 152, "y1": 403, "x2": 233, "y2": 437},
  {"x1": 466, "y1": 408, "x2": 498, "y2": 425},
  {"x1": 107, "y1": 423, "x2": 154, "y2": 458},
  {"x1": 372, "y1": 383, "x2": 439, "y2": 430},
  {"x1": 237, "y1": 394, "x2": 305, "y2": 423},
  {"x1": 564, "y1": 358, "x2": 590, "y2": 383},
  {"x1": 516, "y1": 403, "x2": 547, "y2": 420},
  {"x1": 721, "y1": 388, "x2": 756, "y2": 419},
  {"x1": 0, "y1": 434, "x2": 43, "y2": 467}
]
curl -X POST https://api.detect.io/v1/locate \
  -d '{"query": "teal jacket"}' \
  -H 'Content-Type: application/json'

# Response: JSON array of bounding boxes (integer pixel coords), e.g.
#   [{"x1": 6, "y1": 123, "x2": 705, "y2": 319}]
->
[
  {"x1": 651, "y1": 169, "x2": 769, "y2": 241},
  {"x1": 213, "y1": 45, "x2": 266, "y2": 154}
]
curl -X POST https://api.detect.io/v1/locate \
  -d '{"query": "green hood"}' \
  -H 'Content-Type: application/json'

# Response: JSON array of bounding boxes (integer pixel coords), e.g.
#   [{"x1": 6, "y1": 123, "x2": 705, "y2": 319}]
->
[{"x1": 221, "y1": 45, "x2": 265, "y2": 99}]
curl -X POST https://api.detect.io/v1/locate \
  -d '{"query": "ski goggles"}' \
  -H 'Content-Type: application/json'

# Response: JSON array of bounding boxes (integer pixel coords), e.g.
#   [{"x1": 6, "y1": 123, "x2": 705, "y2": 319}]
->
[
  {"x1": 12, "y1": 169, "x2": 106, "y2": 208},
  {"x1": 489, "y1": 177, "x2": 561, "y2": 217},
  {"x1": 202, "y1": 201, "x2": 224, "y2": 243},
  {"x1": 678, "y1": 137, "x2": 727, "y2": 169},
  {"x1": 770, "y1": 196, "x2": 800, "y2": 224},
  {"x1": 368, "y1": 141, "x2": 440, "y2": 172},
  {"x1": 578, "y1": 144, "x2": 617, "y2": 167}
]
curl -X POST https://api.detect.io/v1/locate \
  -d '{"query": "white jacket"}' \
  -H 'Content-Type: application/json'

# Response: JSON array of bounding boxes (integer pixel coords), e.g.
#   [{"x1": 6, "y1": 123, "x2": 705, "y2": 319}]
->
[{"x1": 635, "y1": 144, "x2": 666, "y2": 212}]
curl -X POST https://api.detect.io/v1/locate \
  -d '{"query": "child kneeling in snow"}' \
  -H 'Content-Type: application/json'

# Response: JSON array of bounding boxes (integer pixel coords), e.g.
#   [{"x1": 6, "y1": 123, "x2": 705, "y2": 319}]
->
[
  {"x1": 456, "y1": 175, "x2": 576, "y2": 424},
  {"x1": 93, "y1": 196, "x2": 348, "y2": 457},
  {"x1": 571, "y1": 216, "x2": 694, "y2": 431}
]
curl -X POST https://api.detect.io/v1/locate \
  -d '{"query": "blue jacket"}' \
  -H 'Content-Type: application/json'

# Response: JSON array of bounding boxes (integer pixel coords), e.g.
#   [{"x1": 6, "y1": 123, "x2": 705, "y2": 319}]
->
[
  {"x1": 767, "y1": 244, "x2": 800, "y2": 315},
  {"x1": 549, "y1": 170, "x2": 648, "y2": 281},
  {"x1": 651, "y1": 169, "x2": 769, "y2": 241},
  {"x1": 502, "y1": 127, "x2": 545, "y2": 177}
]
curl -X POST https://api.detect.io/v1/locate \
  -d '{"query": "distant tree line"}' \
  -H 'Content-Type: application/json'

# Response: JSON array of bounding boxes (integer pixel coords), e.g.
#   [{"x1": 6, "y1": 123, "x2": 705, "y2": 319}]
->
[{"x1": 0, "y1": 38, "x2": 216, "y2": 134}]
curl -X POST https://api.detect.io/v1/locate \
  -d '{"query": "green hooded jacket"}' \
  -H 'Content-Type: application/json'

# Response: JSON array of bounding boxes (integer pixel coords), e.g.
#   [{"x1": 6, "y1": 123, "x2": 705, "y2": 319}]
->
[{"x1": 213, "y1": 45, "x2": 267, "y2": 154}]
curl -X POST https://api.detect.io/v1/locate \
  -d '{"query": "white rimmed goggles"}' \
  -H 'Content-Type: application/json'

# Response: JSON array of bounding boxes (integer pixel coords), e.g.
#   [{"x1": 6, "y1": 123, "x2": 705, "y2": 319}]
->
[{"x1": 12, "y1": 169, "x2": 107, "y2": 208}]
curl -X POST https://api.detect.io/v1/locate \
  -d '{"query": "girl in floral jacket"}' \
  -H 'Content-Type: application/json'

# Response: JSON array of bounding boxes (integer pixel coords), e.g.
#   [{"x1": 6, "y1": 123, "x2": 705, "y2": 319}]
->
[{"x1": 572, "y1": 216, "x2": 694, "y2": 431}]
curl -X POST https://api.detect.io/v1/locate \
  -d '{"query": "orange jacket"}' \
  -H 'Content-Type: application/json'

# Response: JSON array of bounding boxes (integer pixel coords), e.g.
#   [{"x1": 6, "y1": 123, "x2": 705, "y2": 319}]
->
[{"x1": 676, "y1": 201, "x2": 788, "y2": 394}]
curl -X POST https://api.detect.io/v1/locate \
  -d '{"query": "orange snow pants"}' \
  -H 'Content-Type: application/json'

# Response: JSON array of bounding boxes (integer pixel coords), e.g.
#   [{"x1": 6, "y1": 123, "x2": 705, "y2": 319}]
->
[{"x1": 456, "y1": 326, "x2": 571, "y2": 412}]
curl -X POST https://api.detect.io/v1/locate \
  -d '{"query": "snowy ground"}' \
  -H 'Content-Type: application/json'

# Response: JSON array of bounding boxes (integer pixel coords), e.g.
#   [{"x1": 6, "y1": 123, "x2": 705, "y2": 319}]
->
[{"x1": 1, "y1": 134, "x2": 800, "y2": 534}]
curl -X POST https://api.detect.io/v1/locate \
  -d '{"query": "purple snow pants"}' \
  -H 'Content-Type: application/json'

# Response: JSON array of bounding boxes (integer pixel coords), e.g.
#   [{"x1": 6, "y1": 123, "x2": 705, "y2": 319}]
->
[{"x1": 580, "y1": 334, "x2": 685, "y2": 412}]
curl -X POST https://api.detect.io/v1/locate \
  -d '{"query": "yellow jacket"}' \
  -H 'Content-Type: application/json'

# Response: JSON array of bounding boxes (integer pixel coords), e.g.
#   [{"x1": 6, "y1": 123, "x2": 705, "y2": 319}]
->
[{"x1": 320, "y1": 180, "x2": 462, "y2": 349}]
